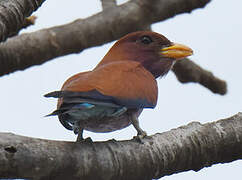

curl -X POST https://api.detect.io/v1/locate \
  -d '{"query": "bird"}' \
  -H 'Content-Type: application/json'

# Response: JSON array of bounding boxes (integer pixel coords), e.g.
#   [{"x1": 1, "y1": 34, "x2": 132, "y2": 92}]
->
[{"x1": 45, "y1": 31, "x2": 193, "y2": 142}]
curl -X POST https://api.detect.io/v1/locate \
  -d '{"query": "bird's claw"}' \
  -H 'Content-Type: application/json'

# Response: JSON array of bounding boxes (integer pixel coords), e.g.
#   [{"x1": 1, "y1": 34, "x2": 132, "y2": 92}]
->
[
  {"x1": 133, "y1": 131, "x2": 147, "y2": 143},
  {"x1": 76, "y1": 137, "x2": 93, "y2": 143},
  {"x1": 108, "y1": 138, "x2": 117, "y2": 142}
]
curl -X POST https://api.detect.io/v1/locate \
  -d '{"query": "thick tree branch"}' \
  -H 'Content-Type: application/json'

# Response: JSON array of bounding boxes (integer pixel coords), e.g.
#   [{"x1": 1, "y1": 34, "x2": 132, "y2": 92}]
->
[
  {"x1": 100, "y1": 0, "x2": 117, "y2": 10},
  {"x1": 173, "y1": 59, "x2": 227, "y2": 95},
  {"x1": 7, "y1": 15, "x2": 38, "y2": 40},
  {"x1": 0, "y1": 113, "x2": 241, "y2": 180},
  {"x1": 0, "y1": 0, "x2": 210, "y2": 76},
  {"x1": 11, "y1": 15, "x2": 37, "y2": 36},
  {"x1": 0, "y1": 0, "x2": 45, "y2": 42},
  {"x1": 22, "y1": 15, "x2": 37, "y2": 28}
]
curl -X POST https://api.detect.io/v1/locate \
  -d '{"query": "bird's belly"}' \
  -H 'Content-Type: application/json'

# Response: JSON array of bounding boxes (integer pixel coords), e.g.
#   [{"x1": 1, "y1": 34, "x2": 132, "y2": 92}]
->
[
  {"x1": 84, "y1": 114, "x2": 131, "y2": 132},
  {"x1": 65, "y1": 107, "x2": 142, "y2": 133}
]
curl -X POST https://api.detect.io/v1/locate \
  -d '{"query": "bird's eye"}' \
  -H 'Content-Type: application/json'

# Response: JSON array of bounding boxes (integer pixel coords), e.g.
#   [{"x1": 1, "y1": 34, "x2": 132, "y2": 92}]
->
[{"x1": 140, "y1": 36, "x2": 153, "y2": 45}]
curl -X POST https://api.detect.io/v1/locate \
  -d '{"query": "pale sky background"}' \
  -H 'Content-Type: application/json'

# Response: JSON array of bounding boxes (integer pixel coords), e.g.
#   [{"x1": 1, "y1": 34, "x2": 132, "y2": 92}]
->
[{"x1": 0, "y1": 0, "x2": 242, "y2": 179}]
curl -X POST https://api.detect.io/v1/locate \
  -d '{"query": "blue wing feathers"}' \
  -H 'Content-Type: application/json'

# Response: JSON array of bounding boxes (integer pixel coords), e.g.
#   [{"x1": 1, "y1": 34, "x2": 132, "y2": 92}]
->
[{"x1": 45, "y1": 89, "x2": 154, "y2": 131}]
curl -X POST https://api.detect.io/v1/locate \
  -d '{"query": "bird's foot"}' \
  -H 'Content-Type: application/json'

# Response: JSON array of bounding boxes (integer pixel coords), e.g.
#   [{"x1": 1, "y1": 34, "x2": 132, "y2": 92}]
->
[
  {"x1": 133, "y1": 131, "x2": 147, "y2": 144},
  {"x1": 108, "y1": 138, "x2": 117, "y2": 142},
  {"x1": 75, "y1": 128, "x2": 93, "y2": 143},
  {"x1": 76, "y1": 136, "x2": 93, "y2": 143}
]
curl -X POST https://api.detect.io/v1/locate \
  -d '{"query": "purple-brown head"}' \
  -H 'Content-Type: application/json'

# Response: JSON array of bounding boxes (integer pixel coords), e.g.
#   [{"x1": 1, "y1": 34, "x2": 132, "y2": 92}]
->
[{"x1": 97, "y1": 31, "x2": 193, "y2": 78}]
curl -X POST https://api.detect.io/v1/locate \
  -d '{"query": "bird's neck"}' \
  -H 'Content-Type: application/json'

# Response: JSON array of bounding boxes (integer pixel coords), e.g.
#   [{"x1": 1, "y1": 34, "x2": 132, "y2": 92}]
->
[
  {"x1": 95, "y1": 46, "x2": 174, "y2": 78},
  {"x1": 142, "y1": 59, "x2": 174, "y2": 78}
]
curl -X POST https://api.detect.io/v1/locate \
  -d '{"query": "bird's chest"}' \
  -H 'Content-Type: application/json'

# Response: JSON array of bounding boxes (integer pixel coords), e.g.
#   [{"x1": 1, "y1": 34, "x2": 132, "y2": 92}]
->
[{"x1": 66, "y1": 106, "x2": 142, "y2": 132}]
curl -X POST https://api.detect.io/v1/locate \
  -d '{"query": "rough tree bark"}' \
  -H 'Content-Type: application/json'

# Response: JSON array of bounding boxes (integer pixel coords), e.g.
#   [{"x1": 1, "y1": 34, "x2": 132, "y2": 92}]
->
[
  {"x1": 100, "y1": 0, "x2": 117, "y2": 10},
  {"x1": 0, "y1": 0, "x2": 45, "y2": 41},
  {"x1": 0, "y1": 113, "x2": 241, "y2": 180},
  {"x1": 0, "y1": 0, "x2": 237, "y2": 179}
]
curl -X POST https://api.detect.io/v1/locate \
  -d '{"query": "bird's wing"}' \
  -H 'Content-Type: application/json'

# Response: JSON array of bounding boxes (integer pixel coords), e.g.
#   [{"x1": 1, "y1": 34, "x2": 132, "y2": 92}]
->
[{"x1": 45, "y1": 61, "x2": 158, "y2": 109}]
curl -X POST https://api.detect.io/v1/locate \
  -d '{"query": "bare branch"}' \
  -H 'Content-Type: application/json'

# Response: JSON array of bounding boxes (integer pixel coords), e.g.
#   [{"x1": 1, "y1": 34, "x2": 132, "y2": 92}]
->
[
  {"x1": 0, "y1": 113, "x2": 241, "y2": 180},
  {"x1": 0, "y1": 0, "x2": 45, "y2": 42},
  {"x1": 173, "y1": 59, "x2": 227, "y2": 95},
  {"x1": 22, "y1": 15, "x2": 37, "y2": 30},
  {"x1": 0, "y1": 0, "x2": 211, "y2": 77},
  {"x1": 8, "y1": 15, "x2": 37, "y2": 38},
  {"x1": 100, "y1": 0, "x2": 117, "y2": 10}
]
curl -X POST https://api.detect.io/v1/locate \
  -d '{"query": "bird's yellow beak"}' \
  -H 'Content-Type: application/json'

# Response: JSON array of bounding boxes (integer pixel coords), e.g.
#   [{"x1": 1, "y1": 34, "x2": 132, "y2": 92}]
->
[{"x1": 160, "y1": 43, "x2": 193, "y2": 59}]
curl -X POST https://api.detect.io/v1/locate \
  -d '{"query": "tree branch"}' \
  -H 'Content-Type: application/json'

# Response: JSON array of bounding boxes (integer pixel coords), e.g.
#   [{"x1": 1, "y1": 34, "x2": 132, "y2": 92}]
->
[
  {"x1": 0, "y1": 0, "x2": 221, "y2": 95},
  {"x1": 8, "y1": 15, "x2": 38, "y2": 38},
  {"x1": 0, "y1": 113, "x2": 241, "y2": 180},
  {"x1": 0, "y1": 0, "x2": 210, "y2": 76},
  {"x1": 0, "y1": 0, "x2": 45, "y2": 42},
  {"x1": 22, "y1": 16, "x2": 37, "y2": 28},
  {"x1": 100, "y1": 0, "x2": 117, "y2": 10},
  {"x1": 173, "y1": 59, "x2": 227, "y2": 95}
]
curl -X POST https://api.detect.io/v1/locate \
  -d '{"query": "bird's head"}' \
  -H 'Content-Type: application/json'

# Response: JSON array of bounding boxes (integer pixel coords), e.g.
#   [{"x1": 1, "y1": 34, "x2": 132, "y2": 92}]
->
[{"x1": 97, "y1": 31, "x2": 193, "y2": 78}]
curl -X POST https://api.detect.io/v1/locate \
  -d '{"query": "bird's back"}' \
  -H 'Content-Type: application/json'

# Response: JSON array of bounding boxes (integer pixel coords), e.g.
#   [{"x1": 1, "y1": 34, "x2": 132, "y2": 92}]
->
[{"x1": 47, "y1": 61, "x2": 157, "y2": 132}]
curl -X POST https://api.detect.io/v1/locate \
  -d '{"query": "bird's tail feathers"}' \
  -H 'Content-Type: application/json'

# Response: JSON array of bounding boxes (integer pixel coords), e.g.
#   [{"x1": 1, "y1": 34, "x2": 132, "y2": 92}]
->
[
  {"x1": 44, "y1": 91, "x2": 64, "y2": 98},
  {"x1": 45, "y1": 109, "x2": 64, "y2": 117}
]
